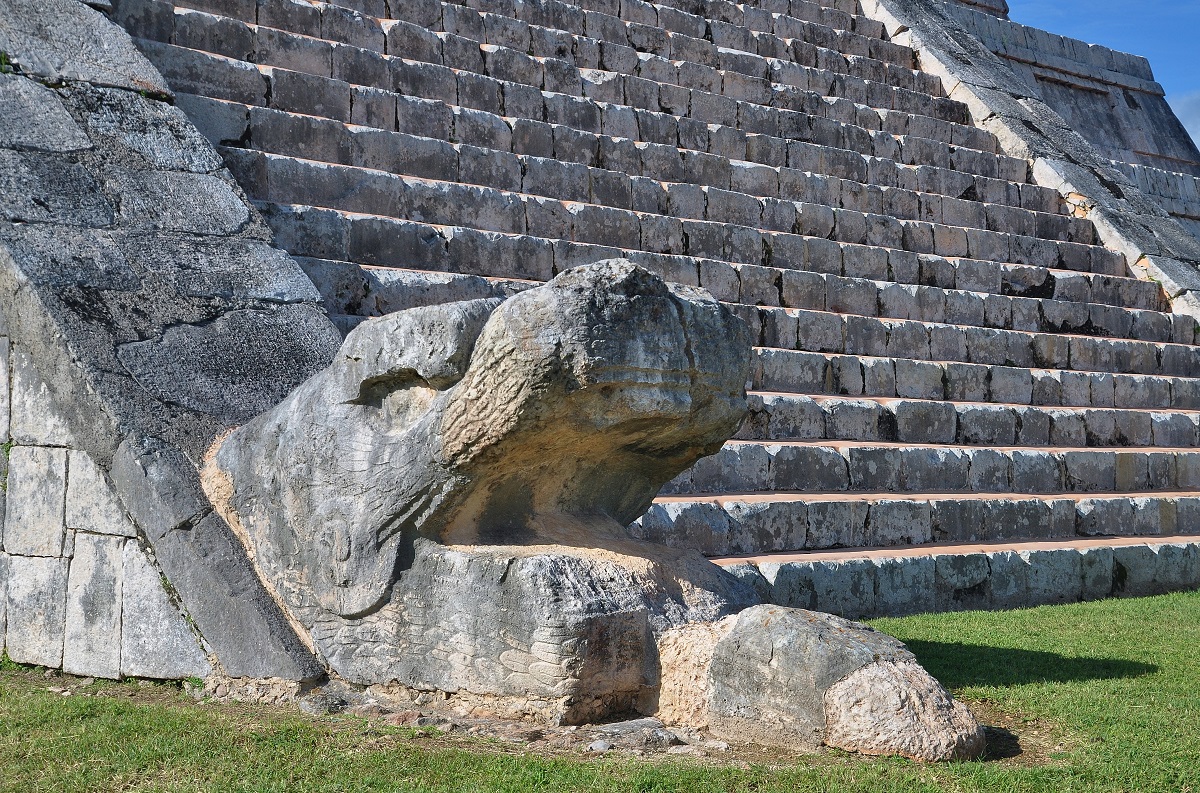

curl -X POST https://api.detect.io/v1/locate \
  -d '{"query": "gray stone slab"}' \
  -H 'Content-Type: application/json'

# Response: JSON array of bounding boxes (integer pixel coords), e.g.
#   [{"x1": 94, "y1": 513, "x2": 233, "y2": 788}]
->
[
  {"x1": 112, "y1": 169, "x2": 250, "y2": 235},
  {"x1": 0, "y1": 225, "x2": 138, "y2": 294},
  {"x1": 1112, "y1": 544, "x2": 1161, "y2": 597},
  {"x1": 873, "y1": 555, "x2": 936, "y2": 616},
  {"x1": 116, "y1": 305, "x2": 341, "y2": 424},
  {"x1": 1021, "y1": 548, "x2": 1082, "y2": 606},
  {"x1": 65, "y1": 451, "x2": 136, "y2": 537},
  {"x1": 761, "y1": 561, "x2": 818, "y2": 610},
  {"x1": 150, "y1": 512, "x2": 321, "y2": 679},
  {"x1": 0, "y1": 337, "x2": 8, "y2": 446},
  {"x1": 1151, "y1": 543, "x2": 1200, "y2": 592},
  {"x1": 62, "y1": 533, "x2": 124, "y2": 679},
  {"x1": 0, "y1": 150, "x2": 114, "y2": 228},
  {"x1": 4, "y1": 555, "x2": 68, "y2": 667},
  {"x1": 707, "y1": 605, "x2": 912, "y2": 749},
  {"x1": 0, "y1": 0, "x2": 169, "y2": 95},
  {"x1": 985, "y1": 550, "x2": 1030, "y2": 610},
  {"x1": 866, "y1": 500, "x2": 933, "y2": 546},
  {"x1": 725, "y1": 500, "x2": 806, "y2": 555},
  {"x1": 935, "y1": 553, "x2": 989, "y2": 610},
  {"x1": 69, "y1": 84, "x2": 221, "y2": 173},
  {"x1": 0, "y1": 553, "x2": 7, "y2": 654},
  {"x1": 119, "y1": 234, "x2": 320, "y2": 304},
  {"x1": 120, "y1": 539, "x2": 210, "y2": 680},
  {"x1": 1080, "y1": 546, "x2": 1115, "y2": 601},
  {"x1": 721, "y1": 562, "x2": 773, "y2": 603},
  {"x1": 4, "y1": 446, "x2": 67, "y2": 557},
  {"x1": 812, "y1": 558, "x2": 877, "y2": 620},
  {"x1": 0, "y1": 74, "x2": 91, "y2": 152},
  {"x1": 806, "y1": 499, "x2": 869, "y2": 549}
]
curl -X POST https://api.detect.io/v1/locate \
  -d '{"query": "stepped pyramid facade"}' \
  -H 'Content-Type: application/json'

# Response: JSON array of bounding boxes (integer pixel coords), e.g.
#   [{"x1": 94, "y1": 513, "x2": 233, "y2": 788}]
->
[{"x1": 1, "y1": 0, "x2": 1200, "y2": 694}]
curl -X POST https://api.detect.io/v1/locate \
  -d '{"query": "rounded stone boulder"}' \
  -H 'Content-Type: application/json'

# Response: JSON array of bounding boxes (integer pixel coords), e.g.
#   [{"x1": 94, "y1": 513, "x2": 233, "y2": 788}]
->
[{"x1": 705, "y1": 605, "x2": 985, "y2": 762}]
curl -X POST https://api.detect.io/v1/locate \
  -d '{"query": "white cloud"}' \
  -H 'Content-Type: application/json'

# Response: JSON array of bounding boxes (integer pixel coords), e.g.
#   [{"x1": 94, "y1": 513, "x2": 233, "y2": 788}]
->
[{"x1": 1170, "y1": 91, "x2": 1200, "y2": 148}]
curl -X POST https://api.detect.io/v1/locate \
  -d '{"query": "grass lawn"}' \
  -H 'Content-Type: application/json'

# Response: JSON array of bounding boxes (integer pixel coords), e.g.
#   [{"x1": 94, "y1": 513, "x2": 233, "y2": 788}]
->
[{"x1": 1, "y1": 592, "x2": 1198, "y2": 793}]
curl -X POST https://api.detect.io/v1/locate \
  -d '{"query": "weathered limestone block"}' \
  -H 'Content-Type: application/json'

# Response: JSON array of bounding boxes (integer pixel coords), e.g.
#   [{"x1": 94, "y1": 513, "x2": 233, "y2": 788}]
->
[
  {"x1": 120, "y1": 539, "x2": 211, "y2": 680},
  {"x1": 706, "y1": 606, "x2": 985, "y2": 762},
  {"x1": 4, "y1": 446, "x2": 68, "y2": 557},
  {"x1": 68, "y1": 84, "x2": 222, "y2": 173},
  {"x1": 313, "y1": 536, "x2": 756, "y2": 724},
  {"x1": 654, "y1": 617, "x2": 737, "y2": 726},
  {"x1": 63, "y1": 533, "x2": 124, "y2": 678},
  {"x1": 5, "y1": 555, "x2": 69, "y2": 667},
  {"x1": 10, "y1": 348, "x2": 76, "y2": 447},
  {"x1": 0, "y1": 0, "x2": 169, "y2": 95},
  {"x1": 65, "y1": 451, "x2": 136, "y2": 537},
  {"x1": 0, "y1": 73, "x2": 92, "y2": 153},
  {"x1": 0, "y1": 553, "x2": 8, "y2": 654},
  {"x1": 0, "y1": 18, "x2": 338, "y2": 679}
]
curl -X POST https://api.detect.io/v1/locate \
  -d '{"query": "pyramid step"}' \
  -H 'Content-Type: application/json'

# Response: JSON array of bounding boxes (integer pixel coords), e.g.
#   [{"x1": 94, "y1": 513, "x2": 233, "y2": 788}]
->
[
  {"x1": 733, "y1": 393, "x2": 1200, "y2": 446},
  {"x1": 748, "y1": 307, "x2": 1200, "y2": 378},
  {"x1": 226, "y1": 102, "x2": 1092, "y2": 252},
  {"x1": 752, "y1": 349, "x2": 1200, "y2": 409},
  {"x1": 665, "y1": 442, "x2": 1200, "y2": 497},
  {"x1": 224, "y1": 148, "x2": 1120, "y2": 289},
  {"x1": 710, "y1": 536, "x2": 1200, "y2": 618},
  {"x1": 147, "y1": 25, "x2": 1021, "y2": 209},
  {"x1": 158, "y1": 2, "x2": 970, "y2": 133},
  {"x1": 635, "y1": 492, "x2": 1200, "y2": 557},
  {"x1": 251, "y1": 199, "x2": 1158, "y2": 331}
]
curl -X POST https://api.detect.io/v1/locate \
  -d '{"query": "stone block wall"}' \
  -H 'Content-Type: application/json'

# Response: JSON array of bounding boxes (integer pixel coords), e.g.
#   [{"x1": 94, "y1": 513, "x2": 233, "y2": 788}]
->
[{"x1": 0, "y1": 330, "x2": 210, "y2": 678}]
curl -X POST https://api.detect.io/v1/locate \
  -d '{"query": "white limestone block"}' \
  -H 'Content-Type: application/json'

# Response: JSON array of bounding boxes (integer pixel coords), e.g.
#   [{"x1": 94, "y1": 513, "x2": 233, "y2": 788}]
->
[
  {"x1": 0, "y1": 337, "x2": 10, "y2": 444},
  {"x1": 5, "y1": 555, "x2": 68, "y2": 667},
  {"x1": 62, "y1": 533, "x2": 124, "y2": 679},
  {"x1": 120, "y1": 540, "x2": 211, "y2": 679},
  {"x1": 9, "y1": 348, "x2": 75, "y2": 446},
  {"x1": 0, "y1": 552, "x2": 8, "y2": 655},
  {"x1": 4, "y1": 446, "x2": 68, "y2": 556},
  {"x1": 65, "y1": 451, "x2": 136, "y2": 536}
]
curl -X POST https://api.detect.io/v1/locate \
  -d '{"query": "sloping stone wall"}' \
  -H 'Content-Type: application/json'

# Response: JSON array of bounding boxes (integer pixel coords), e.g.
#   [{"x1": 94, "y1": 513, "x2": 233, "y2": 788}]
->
[{"x1": 0, "y1": 0, "x2": 340, "y2": 678}]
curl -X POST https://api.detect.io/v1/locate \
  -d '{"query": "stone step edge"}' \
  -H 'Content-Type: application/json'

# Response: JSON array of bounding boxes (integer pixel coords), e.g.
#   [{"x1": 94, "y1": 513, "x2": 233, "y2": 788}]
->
[
  {"x1": 277, "y1": 213, "x2": 1150, "y2": 319},
  {"x1": 180, "y1": 0, "x2": 918, "y2": 80},
  {"x1": 349, "y1": 248, "x2": 1156, "y2": 299},
  {"x1": 708, "y1": 534, "x2": 1200, "y2": 618},
  {"x1": 160, "y1": 32, "x2": 1006, "y2": 189},
  {"x1": 248, "y1": 183, "x2": 1133, "y2": 316},
  {"x1": 655, "y1": 490, "x2": 1200, "y2": 505},
  {"x1": 752, "y1": 348, "x2": 1200, "y2": 394},
  {"x1": 708, "y1": 533, "x2": 1200, "y2": 566},
  {"x1": 754, "y1": 391, "x2": 1200, "y2": 416},
  {"x1": 234, "y1": 101, "x2": 1081, "y2": 248},
  {"x1": 719, "y1": 439, "x2": 1200, "y2": 453}
]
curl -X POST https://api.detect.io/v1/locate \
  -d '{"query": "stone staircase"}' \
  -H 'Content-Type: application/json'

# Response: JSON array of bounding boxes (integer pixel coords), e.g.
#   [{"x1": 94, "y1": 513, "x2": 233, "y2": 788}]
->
[{"x1": 112, "y1": 0, "x2": 1200, "y2": 614}]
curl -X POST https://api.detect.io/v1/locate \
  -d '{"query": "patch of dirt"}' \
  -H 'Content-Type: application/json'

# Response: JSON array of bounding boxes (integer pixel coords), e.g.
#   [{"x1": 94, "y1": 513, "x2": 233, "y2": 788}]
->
[{"x1": 965, "y1": 698, "x2": 1073, "y2": 767}]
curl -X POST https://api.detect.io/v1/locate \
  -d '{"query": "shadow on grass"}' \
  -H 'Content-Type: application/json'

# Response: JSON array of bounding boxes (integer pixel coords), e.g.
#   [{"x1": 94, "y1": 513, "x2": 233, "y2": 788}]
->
[
  {"x1": 981, "y1": 726, "x2": 1022, "y2": 761},
  {"x1": 902, "y1": 640, "x2": 1158, "y2": 689}
]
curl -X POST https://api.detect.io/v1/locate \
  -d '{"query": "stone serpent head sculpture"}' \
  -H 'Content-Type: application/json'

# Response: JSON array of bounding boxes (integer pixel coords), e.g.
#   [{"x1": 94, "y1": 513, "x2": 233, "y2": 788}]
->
[{"x1": 208, "y1": 260, "x2": 751, "y2": 621}]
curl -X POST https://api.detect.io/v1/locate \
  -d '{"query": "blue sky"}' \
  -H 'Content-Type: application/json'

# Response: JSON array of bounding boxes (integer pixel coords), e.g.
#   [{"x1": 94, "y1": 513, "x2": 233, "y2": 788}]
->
[{"x1": 1007, "y1": 0, "x2": 1200, "y2": 145}]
